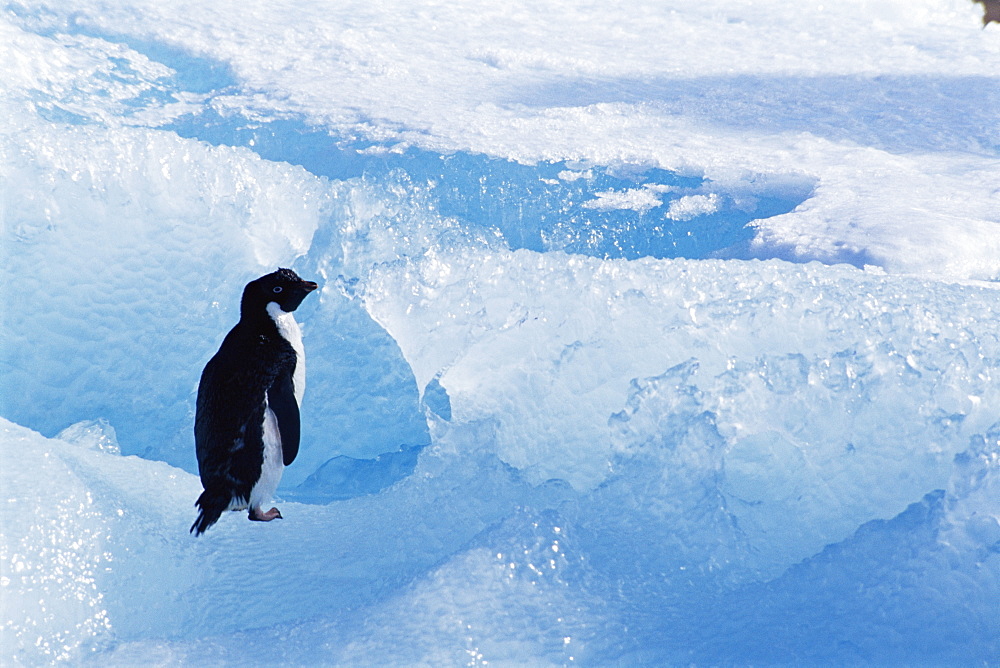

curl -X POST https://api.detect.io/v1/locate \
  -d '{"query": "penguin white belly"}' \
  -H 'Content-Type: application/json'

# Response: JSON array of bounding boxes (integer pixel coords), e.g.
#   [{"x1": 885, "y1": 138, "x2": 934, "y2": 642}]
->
[
  {"x1": 266, "y1": 302, "x2": 306, "y2": 404},
  {"x1": 249, "y1": 405, "x2": 284, "y2": 511}
]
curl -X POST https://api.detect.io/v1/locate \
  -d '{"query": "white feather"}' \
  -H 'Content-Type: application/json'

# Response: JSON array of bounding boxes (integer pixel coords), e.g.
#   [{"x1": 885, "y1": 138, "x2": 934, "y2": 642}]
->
[
  {"x1": 266, "y1": 301, "x2": 306, "y2": 405},
  {"x1": 249, "y1": 405, "x2": 284, "y2": 511}
]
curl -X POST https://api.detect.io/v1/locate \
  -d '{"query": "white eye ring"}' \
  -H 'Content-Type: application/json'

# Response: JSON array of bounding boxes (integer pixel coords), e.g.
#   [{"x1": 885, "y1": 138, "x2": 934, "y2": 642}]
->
[{"x1": 272, "y1": 286, "x2": 283, "y2": 293}]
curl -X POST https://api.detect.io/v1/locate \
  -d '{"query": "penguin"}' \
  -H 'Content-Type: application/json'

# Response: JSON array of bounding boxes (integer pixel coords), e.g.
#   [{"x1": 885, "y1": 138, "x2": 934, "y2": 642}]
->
[{"x1": 191, "y1": 268, "x2": 318, "y2": 536}]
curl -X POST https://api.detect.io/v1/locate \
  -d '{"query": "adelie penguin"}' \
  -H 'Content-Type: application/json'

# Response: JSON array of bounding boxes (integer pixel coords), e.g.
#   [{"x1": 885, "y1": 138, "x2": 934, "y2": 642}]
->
[{"x1": 191, "y1": 268, "x2": 318, "y2": 536}]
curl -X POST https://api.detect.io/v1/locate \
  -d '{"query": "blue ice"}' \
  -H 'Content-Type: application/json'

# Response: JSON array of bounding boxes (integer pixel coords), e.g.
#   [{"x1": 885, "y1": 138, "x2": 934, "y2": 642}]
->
[{"x1": 2, "y1": 4, "x2": 1000, "y2": 667}]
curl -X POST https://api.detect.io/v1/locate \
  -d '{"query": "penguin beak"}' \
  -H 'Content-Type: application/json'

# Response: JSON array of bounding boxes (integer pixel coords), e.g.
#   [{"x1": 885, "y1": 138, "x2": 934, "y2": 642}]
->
[{"x1": 303, "y1": 281, "x2": 318, "y2": 292}]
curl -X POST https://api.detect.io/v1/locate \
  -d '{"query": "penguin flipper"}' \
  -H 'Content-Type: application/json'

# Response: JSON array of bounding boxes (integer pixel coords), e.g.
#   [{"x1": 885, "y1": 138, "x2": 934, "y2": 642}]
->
[{"x1": 267, "y1": 370, "x2": 300, "y2": 466}]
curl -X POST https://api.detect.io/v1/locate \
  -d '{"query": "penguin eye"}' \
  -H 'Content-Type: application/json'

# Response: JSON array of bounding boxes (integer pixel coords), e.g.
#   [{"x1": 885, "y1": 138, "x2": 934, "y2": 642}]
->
[{"x1": 272, "y1": 286, "x2": 283, "y2": 294}]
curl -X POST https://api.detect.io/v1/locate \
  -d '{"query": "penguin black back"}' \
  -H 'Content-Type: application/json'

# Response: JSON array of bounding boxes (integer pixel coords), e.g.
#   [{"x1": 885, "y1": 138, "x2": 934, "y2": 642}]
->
[{"x1": 191, "y1": 268, "x2": 318, "y2": 535}]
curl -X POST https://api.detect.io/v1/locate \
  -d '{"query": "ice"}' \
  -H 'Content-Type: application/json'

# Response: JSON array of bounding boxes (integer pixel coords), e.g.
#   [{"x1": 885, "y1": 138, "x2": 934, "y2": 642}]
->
[
  {"x1": 0, "y1": 422, "x2": 112, "y2": 663},
  {"x1": 354, "y1": 239, "x2": 1000, "y2": 576},
  {"x1": 0, "y1": 107, "x2": 426, "y2": 479},
  {"x1": 0, "y1": 418, "x2": 581, "y2": 665},
  {"x1": 55, "y1": 419, "x2": 121, "y2": 455},
  {"x1": 285, "y1": 444, "x2": 425, "y2": 503},
  {"x1": 335, "y1": 510, "x2": 614, "y2": 666},
  {"x1": 3, "y1": 0, "x2": 1000, "y2": 665},
  {"x1": 4, "y1": 401, "x2": 999, "y2": 664},
  {"x1": 0, "y1": 110, "x2": 327, "y2": 470},
  {"x1": 8, "y1": 0, "x2": 999, "y2": 276}
]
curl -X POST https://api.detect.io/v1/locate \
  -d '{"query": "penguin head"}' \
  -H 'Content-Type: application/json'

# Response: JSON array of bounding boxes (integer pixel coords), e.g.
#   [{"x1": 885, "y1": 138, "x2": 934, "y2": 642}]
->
[{"x1": 242, "y1": 268, "x2": 319, "y2": 315}]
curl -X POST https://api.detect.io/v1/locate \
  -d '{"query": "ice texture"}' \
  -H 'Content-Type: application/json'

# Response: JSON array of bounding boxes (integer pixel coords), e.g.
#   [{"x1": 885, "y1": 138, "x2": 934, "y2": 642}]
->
[
  {"x1": 354, "y1": 240, "x2": 1000, "y2": 579},
  {"x1": 2, "y1": 0, "x2": 1000, "y2": 665},
  {"x1": 0, "y1": 111, "x2": 429, "y2": 479}
]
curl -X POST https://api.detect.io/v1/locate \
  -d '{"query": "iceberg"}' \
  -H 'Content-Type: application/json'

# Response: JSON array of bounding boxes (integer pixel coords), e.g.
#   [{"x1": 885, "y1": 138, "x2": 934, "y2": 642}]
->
[{"x1": 2, "y1": 0, "x2": 999, "y2": 664}]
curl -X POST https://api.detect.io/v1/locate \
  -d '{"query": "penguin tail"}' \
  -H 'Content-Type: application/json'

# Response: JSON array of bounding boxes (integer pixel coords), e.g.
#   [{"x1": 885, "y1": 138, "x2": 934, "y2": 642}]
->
[{"x1": 190, "y1": 489, "x2": 229, "y2": 536}]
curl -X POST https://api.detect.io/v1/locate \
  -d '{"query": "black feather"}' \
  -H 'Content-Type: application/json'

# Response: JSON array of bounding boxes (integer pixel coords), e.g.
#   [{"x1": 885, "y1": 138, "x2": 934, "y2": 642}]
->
[
  {"x1": 268, "y1": 369, "x2": 301, "y2": 466},
  {"x1": 191, "y1": 487, "x2": 237, "y2": 536}
]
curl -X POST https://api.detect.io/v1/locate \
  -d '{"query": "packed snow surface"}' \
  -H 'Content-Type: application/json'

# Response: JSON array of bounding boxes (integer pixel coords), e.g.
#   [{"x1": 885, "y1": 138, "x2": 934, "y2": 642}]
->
[{"x1": 2, "y1": 0, "x2": 1000, "y2": 665}]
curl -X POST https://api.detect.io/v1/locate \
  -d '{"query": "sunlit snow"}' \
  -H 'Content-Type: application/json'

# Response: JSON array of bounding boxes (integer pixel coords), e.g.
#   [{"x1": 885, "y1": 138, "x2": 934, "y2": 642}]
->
[{"x1": 2, "y1": 0, "x2": 1000, "y2": 665}]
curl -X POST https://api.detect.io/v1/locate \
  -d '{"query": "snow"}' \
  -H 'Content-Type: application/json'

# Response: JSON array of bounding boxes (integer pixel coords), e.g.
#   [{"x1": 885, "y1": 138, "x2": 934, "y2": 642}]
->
[
  {"x1": 582, "y1": 186, "x2": 666, "y2": 213},
  {"x1": 665, "y1": 193, "x2": 719, "y2": 221},
  {"x1": 2, "y1": 0, "x2": 1000, "y2": 665}
]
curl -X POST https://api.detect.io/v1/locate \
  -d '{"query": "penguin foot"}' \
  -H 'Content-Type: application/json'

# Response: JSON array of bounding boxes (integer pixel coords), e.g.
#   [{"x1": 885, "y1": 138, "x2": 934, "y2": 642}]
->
[{"x1": 249, "y1": 507, "x2": 283, "y2": 522}]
